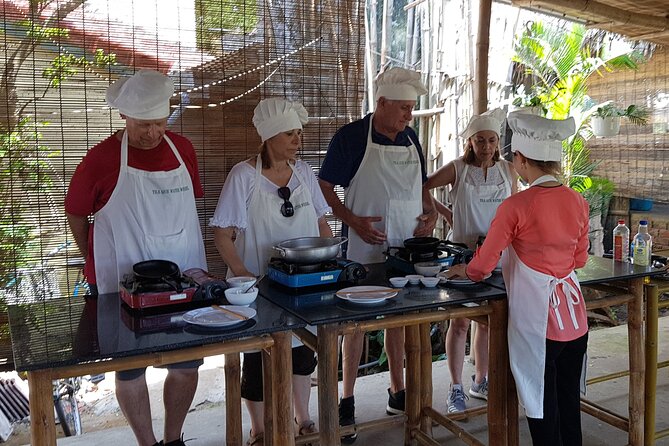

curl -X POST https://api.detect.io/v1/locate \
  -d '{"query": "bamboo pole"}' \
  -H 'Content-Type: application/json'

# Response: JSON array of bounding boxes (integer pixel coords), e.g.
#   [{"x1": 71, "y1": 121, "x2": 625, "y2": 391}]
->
[
  {"x1": 413, "y1": 428, "x2": 441, "y2": 445},
  {"x1": 644, "y1": 284, "x2": 659, "y2": 446},
  {"x1": 512, "y1": 0, "x2": 669, "y2": 32},
  {"x1": 224, "y1": 352, "x2": 242, "y2": 446},
  {"x1": 262, "y1": 349, "x2": 274, "y2": 446},
  {"x1": 27, "y1": 370, "x2": 56, "y2": 446},
  {"x1": 317, "y1": 324, "x2": 340, "y2": 445},
  {"x1": 488, "y1": 298, "x2": 510, "y2": 446},
  {"x1": 405, "y1": 322, "x2": 421, "y2": 444},
  {"x1": 423, "y1": 406, "x2": 484, "y2": 445},
  {"x1": 270, "y1": 331, "x2": 294, "y2": 445},
  {"x1": 41, "y1": 336, "x2": 274, "y2": 380},
  {"x1": 419, "y1": 322, "x2": 433, "y2": 435},
  {"x1": 628, "y1": 277, "x2": 645, "y2": 445},
  {"x1": 473, "y1": 0, "x2": 492, "y2": 114},
  {"x1": 580, "y1": 399, "x2": 629, "y2": 431}
]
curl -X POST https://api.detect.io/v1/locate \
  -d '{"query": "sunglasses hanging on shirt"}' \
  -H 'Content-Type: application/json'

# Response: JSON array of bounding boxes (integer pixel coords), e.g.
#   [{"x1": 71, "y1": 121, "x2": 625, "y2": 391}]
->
[{"x1": 278, "y1": 186, "x2": 294, "y2": 217}]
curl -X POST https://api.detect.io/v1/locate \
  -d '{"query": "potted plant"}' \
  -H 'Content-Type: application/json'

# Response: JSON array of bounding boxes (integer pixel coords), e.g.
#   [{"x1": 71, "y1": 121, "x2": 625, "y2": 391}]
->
[
  {"x1": 591, "y1": 103, "x2": 649, "y2": 137},
  {"x1": 511, "y1": 94, "x2": 547, "y2": 116}
]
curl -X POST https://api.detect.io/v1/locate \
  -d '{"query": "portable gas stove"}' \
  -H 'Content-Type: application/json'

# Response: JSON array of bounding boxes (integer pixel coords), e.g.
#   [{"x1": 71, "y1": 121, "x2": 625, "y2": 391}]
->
[
  {"x1": 119, "y1": 274, "x2": 199, "y2": 310},
  {"x1": 267, "y1": 258, "x2": 367, "y2": 289},
  {"x1": 385, "y1": 241, "x2": 474, "y2": 275}
]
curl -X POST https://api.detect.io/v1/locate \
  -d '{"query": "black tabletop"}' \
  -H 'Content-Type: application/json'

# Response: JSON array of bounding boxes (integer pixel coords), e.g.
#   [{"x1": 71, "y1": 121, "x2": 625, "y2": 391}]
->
[
  {"x1": 258, "y1": 263, "x2": 507, "y2": 325},
  {"x1": 575, "y1": 255, "x2": 665, "y2": 285},
  {"x1": 8, "y1": 293, "x2": 305, "y2": 372},
  {"x1": 483, "y1": 255, "x2": 665, "y2": 291}
]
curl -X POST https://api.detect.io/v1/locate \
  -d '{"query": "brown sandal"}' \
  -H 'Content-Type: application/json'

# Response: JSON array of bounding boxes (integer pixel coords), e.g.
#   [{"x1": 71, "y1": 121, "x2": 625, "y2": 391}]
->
[{"x1": 246, "y1": 431, "x2": 264, "y2": 446}]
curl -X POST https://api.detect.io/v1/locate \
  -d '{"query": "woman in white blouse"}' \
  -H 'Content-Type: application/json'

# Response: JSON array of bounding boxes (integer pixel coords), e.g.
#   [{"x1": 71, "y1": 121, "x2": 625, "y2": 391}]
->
[{"x1": 211, "y1": 98, "x2": 331, "y2": 445}]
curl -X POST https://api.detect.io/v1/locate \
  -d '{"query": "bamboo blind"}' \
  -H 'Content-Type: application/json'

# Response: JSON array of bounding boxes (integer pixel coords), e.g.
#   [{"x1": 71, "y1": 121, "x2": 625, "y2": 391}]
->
[{"x1": 0, "y1": 0, "x2": 365, "y2": 369}]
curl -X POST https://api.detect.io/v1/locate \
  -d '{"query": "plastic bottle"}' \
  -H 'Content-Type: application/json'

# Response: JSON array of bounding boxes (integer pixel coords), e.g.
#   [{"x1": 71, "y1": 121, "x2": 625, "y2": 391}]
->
[
  {"x1": 632, "y1": 220, "x2": 652, "y2": 266},
  {"x1": 612, "y1": 220, "x2": 630, "y2": 262}
]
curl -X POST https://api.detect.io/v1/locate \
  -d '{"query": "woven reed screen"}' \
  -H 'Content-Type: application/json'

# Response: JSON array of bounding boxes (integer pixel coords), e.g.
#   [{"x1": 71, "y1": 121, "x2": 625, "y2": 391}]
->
[
  {"x1": 0, "y1": 0, "x2": 364, "y2": 369},
  {"x1": 587, "y1": 45, "x2": 669, "y2": 204}
]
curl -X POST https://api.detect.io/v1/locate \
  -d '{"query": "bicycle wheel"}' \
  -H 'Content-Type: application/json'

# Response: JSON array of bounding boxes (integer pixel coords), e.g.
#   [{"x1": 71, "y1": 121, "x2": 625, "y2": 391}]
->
[{"x1": 55, "y1": 392, "x2": 82, "y2": 436}]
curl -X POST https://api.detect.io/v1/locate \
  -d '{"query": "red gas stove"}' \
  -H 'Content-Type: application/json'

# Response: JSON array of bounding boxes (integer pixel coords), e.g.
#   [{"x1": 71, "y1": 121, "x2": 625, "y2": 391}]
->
[
  {"x1": 119, "y1": 275, "x2": 198, "y2": 310},
  {"x1": 119, "y1": 268, "x2": 227, "y2": 311}
]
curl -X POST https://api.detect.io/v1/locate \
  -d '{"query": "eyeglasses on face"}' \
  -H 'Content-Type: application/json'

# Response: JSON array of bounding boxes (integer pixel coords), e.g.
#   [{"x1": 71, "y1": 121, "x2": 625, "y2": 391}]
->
[{"x1": 278, "y1": 186, "x2": 294, "y2": 218}]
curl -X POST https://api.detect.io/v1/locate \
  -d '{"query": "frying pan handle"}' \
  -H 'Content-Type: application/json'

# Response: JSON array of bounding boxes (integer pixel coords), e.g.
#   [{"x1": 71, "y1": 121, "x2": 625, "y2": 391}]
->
[
  {"x1": 273, "y1": 246, "x2": 288, "y2": 258},
  {"x1": 161, "y1": 276, "x2": 183, "y2": 293}
]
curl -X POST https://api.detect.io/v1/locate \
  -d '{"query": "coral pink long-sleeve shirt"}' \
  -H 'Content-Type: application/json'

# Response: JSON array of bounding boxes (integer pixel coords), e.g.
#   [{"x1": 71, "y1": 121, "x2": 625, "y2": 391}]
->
[{"x1": 466, "y1": 184, "x2": 590, "y2": 340}]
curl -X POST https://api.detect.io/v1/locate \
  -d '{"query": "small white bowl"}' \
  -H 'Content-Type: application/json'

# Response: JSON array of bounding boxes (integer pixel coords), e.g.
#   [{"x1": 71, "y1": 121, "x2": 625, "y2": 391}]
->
[
  {"x1": 224, "y1": 286, "x2": 258, "y2": 306},
  {"x1": 414, "y1": 262, "x2": 443, "y2": 277},
  {"x1": 405, "y1": 274, "x2": 424, "y2": 285},
  {"x1": 420, "y1": 277, "x2": 440, "y2": 288},
  {"x1": 389, "y1": 277, "x2": 409, "y2": 288},
  {"x1": 227, "y1": 276, "x2": 256, "y2": 288}
]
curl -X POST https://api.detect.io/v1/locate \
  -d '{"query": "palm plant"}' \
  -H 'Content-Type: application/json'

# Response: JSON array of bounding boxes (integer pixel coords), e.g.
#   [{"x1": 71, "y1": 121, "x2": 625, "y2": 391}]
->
[{"x1": 512, "y1": 21, "x2": 646, "y2": 188}]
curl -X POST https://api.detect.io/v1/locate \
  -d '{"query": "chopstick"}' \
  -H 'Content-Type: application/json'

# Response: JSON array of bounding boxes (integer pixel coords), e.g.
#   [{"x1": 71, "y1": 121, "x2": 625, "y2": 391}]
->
[
  {"x1": 340, "y1": 288, "x2": 402, "y2": 296},
  {"x1": 212, "y1": 304, "x2": 249, "y2": 320}
]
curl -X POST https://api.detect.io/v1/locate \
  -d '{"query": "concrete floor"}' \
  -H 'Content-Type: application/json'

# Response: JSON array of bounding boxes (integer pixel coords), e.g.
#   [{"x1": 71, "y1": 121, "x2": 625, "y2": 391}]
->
[{"x1": 18, "y1": 317, "x2": 669, "y2": 445}]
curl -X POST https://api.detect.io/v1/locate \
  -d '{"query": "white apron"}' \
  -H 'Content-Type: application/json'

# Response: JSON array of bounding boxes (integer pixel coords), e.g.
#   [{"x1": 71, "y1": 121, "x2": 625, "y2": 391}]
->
[
  {"x1": 344, "y1": 116, "x2": 423, "y2": 263},
  {"x1": 450, "y1": 159, "x2": 512, "y2": 249},
  {"x1": 501, "y1": 175, "x2": 586, "y2": 419},
  {"x1": 233, "y1": 155, "x2": 320, "y2": 276},
  {"x1": 235, "y1": 155, "x2": 320, "y2": 348},
  {"x1": 93, "y1": 132, "x2": 207, "y2": 295}
]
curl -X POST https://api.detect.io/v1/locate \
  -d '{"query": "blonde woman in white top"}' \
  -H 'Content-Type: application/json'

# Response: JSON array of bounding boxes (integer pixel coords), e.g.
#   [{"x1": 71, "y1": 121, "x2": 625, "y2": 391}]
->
[{"x1": 424, "y1": 108, "x2": 517, "y2": 413}]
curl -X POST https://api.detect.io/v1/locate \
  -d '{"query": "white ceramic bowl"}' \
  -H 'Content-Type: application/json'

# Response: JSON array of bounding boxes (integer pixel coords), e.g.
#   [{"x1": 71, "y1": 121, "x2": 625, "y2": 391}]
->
[
  {"x1": 224, "y1": 286, "x2": 258, "y2": 306},
  {"x1": 389, "y1": 277, "x2": 409, "y2": 288},
  {"x1": 420, "y1": 277, "x2": 440, "y2": 288},
  {"x1": 227, "y1": 276, "x2": 256, "y2": 288},
  {"x1": 405, "y1": 274, "x2": 424, "y2": 285},
  {"x1": 413, "y1": 262, "x2": 443, "y2": 277}
]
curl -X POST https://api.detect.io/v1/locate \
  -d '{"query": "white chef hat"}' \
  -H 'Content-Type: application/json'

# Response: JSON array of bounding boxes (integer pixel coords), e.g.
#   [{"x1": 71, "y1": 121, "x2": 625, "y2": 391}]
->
[
  {"x1": 461, "y1": 108, "x2": 506, "y2": 140},
  {"x1": 507, "y1": 111, "x2": 576, "y2": 162},
  {"x1": 375, "y1": 67, "x2": 427, "y2": 101},
  {"x1": 106, "y1": 70, "x2": 174, "y2": 120},
  {"x1": 252, "y1": 98, "x2": 309, "y2": 142}
]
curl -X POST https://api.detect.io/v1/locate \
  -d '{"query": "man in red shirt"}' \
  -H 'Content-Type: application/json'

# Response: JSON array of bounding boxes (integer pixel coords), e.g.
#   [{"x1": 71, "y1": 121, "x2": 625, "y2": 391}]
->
[{"x1": 65, "y1": 70, "x2": 207, "y2": 446}]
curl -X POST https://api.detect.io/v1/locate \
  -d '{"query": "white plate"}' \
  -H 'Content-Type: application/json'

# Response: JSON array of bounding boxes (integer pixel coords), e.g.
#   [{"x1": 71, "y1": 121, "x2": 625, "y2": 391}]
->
[
  {"x1": 182, "y1": 306, "x2": 256, "y2": 328},
  {"x1": 336, "y1": 286, "x2": 398, "y2": 305},
  {"x1": 445, "y1": 278, "x2": 477, "y2": 286}
]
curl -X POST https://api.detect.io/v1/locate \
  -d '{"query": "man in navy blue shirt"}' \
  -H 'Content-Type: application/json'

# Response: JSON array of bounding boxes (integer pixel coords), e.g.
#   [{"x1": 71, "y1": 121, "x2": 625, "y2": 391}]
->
[{"x1": 318, "y1": 67, "x2": 437, "y2": 443}]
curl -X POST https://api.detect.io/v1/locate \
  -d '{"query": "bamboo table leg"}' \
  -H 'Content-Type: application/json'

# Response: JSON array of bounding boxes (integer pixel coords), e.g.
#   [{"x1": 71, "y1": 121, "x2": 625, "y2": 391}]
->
[
  {"x1": 27, "y1": 370, "x2": 56, "y2": 446},
  {"x1": 224, "y1": 352, "x2": 242, "y2": 446},
  {"x1": 262, "y1": 349, "x2": 274, "y2": 445},
  {"x1": 405, "y1": 323, "x2": 421, "y2": 445},
  {"x1": 270, "y1": 331, "x2": 294, "y2": 446},
  {"x1": 318, "y1": 324, "x2": 340, "y2": 445},
  {"x1": 644, "y1": 284, "x2": 659, "y2": 446},
  {"x1": 419, "y1": 322, "x2": 433, "y2": 436},
  {"x1": 488, "y1": 299, "x2": 510, "y2": 446},
  {"x1": 628, "y1": 278, "x2": 645, "y2": 446}
]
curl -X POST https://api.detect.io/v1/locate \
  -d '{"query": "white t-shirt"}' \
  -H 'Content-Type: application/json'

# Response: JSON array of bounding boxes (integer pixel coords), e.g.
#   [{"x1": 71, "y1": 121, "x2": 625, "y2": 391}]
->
[{"x1": 209, "y1": 158, "x2": 331, "y2": 230}]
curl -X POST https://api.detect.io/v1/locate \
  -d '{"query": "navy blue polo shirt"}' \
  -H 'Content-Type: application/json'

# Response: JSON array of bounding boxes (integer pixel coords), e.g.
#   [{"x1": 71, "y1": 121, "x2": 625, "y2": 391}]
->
[{"x1": 319, "y1": 113, "x2": 428, "y2": 187}]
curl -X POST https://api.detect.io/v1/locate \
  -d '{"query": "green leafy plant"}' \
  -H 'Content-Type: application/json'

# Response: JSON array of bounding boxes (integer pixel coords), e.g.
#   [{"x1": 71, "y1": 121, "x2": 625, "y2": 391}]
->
[
  {"x1": 594, "y1": 103, "x2": 649, "y2": 126},
  {"x1": 512, "y1": 20, "x2": 646, "y2": 191}
]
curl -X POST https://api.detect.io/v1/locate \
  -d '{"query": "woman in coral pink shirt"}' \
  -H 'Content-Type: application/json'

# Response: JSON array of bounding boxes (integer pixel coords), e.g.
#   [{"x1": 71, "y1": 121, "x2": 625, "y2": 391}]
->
[{"x1": 447, "y1": 112, "x2": 589, "y2": 446}]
